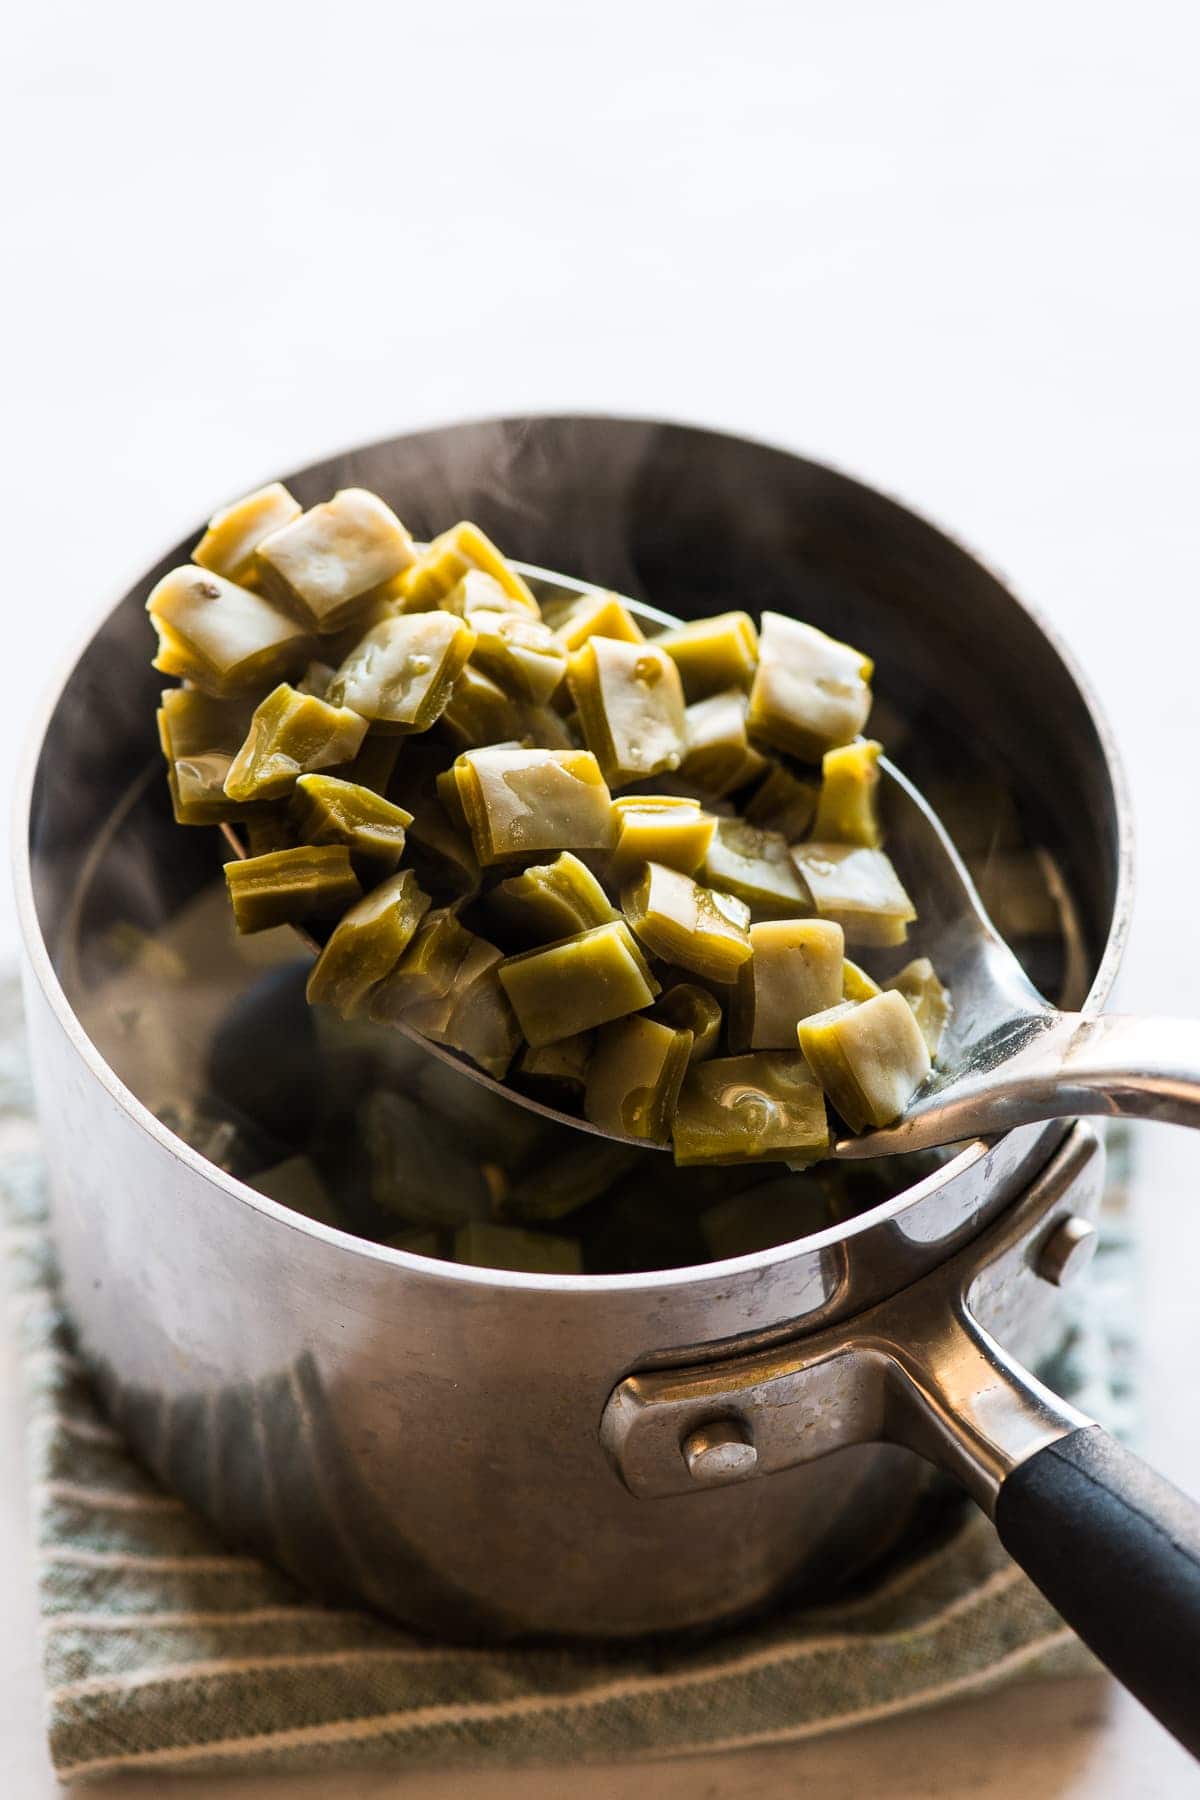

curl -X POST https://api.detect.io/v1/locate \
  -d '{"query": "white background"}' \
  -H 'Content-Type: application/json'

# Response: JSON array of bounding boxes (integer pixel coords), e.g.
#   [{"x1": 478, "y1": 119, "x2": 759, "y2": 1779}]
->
[{"x1": 4, "y1": 2, "x2": 1200, "y2": 1793}]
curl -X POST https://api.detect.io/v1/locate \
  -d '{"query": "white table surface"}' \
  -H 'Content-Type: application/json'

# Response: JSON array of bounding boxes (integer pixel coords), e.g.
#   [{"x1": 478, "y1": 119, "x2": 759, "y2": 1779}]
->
[{"x1": 4, "y1": 2, "x2": 1200, "y2": 1792}]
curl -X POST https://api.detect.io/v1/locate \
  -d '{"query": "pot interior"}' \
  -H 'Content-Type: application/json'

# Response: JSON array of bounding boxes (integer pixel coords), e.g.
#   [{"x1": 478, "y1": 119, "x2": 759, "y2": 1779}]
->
[{"x1": 22, "y1": 417, "x2": 1126, "y2": 1274}]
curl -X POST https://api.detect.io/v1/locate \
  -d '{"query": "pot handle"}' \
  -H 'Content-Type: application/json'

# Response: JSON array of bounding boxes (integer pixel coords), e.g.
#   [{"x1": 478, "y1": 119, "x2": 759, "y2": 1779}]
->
[
  {"x1": 993, "y1": 1427, "x2": 1200, "y2": 1757},
  {"x1": 601, "y1": 1127, "x2": 1200, "y2": 1757}
]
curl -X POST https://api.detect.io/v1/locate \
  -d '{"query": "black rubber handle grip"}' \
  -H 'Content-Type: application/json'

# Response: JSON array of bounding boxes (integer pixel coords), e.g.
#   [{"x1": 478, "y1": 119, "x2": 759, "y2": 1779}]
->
[{"x1": 995, "y1": 1425, "x2": 1200, "y2": 1757}]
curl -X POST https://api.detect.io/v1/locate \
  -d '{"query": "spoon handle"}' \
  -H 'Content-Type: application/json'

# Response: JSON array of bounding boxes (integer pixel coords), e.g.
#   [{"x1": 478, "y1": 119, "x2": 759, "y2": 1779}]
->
[{"x1": 855, "y1": 1013, "x2": 1200, "y2": 1155}]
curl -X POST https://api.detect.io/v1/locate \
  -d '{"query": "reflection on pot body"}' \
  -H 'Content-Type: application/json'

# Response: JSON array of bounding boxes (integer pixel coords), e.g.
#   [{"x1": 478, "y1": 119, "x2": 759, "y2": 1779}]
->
[{"x1": 17, "y1": 418, "x2": 1129, "y2": 1639}]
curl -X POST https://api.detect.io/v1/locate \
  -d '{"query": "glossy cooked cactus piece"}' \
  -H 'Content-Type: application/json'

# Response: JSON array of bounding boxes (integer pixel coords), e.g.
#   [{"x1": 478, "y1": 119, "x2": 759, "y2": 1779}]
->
[
  {"x1": 401, "y1": 520, "x2": 537, "y2": 613},
  {"x1": 443, "y1": 568, "x2": 539, "y2": 620},
  {"x1": 498, "y1": 920, "x2": 660, "y2": 1046},
  {"x1": 567, "y1": 637, "x2": 687, "y2": 786},
  {"x1": 454, "y1": 746, "x2": 616, "y2": 866},
  {"x1": 622, "y1": 860, "x2": 752, "y2": 983},
  {"x1": 885, "y1": 957, "x2": 951, "y2": 1058},
  {"x1": 679, "y1": 690, "x2": 760, "y2": 796},
  {"x1": 747, "y1": 612, "x2": 873, "y2": 761},
  {"x1": 609, "y1": 796, "x2": 716, "y2": 881},
  {"x1": 330, "y1": 733, "x2": 401, "y2": 799},
  {"x1": 296, "y1": 659, "x2": 336, "y2": 698},
  {"x1": 425, "y1": 936, "x2": 522, "y2": 1078},
  {"x1": 584, "y1": 1014, "x2": 694, "y2": 1143},
  {"x1": 732, "y1": 918, "x2": 845, "y2": 1050},
  {"x1": 361, "y1": 1089, "x2": 493, "y2": 1227},
  {"x1": 798, "y1": 990, "x2": 932, "y2": 1133},
  {"x1": 843, "y1": 957, "x2": 883, "y2": 1002},
  {"x1": 744, "y1": 759, "x2": 820, "y2": 839},
  {"x1": 703, "y1": 817, "x2": 813, "y2": 917},
  {"x1": 291, "y1": 774, "x2": 413, "y2": 873},
  {"x1": 256, "y1": 488, "x2": 416, "y2": 633},
  {"x1": 368, "y1": 907, "x2": 476, "y2": 1023},
  {"x1": 223, "y1": 684, "x2": 368, "y2": 803},
  {"x1": 656, "y1": 611, "x2": 758, "y2": 702},
  {"x1": 491, "y1": 851, "x2": 618, "y2": 944},
  {"x1": 327, "y1": 611, "x2": 476, "y2": 732},
  {"x1": 224, "y1": 845, "x2": 361, "y2": 933},
  {"x1": 306, "y1": 868, "x2": 431, "y2": 1017},
  {"x1": 650, "y1": 981, "x2": 723, "y2": 1062},
  {"x1": 453, "y1": 1220, "x2": 583, "y2": 1274},
  {"x1": 513, "y1": 1031, "x2": 595, "y2": 1102},
  {"x1": 464, "y1": 591, "x2": 568, "y2": 704},
  {"x1": 156, "y1": 687, "x2": 256, "y2": 824},
  {"x1": 550, "y1": 590, "x2": 645, "y2": 652},
  {"x1": 790, "y1": 843, "x2": 916, "y2": 947},
  {"x1": 439, "y1": 663, "x2": 526, "y2": 750},
  {"x1": 811, "y1": 739, "x2": 883, "y2": 846},
  {"x1": 147, "y1": 566, "x2": 313, "y2": 697},
  {"x1": 500, "y1": 1136, "x2": 636, "y2": 1224},
  {"x1": 389, "y1": 750, "x2": 482, "y2": 901},
  {"x1": 193, "y1": 482, "x2": 302, "y2": 584},
  {"x1": 672, "y1": 1053, "x2": 829, "y2": 1167}
]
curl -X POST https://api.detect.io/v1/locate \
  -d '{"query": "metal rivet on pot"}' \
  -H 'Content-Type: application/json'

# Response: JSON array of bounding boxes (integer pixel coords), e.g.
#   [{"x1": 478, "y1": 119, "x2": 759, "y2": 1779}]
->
[
  {"x1": 1036, "y1": 1214, "x2": 1098, "y2": 1288},
  {"x1": 681, "y1": 1418, "x2": 757, "y2": 1483}
]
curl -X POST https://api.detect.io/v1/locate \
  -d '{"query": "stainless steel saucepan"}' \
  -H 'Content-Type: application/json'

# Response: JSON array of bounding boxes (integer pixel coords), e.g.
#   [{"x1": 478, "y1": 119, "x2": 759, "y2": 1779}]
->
[{"x1": 15, "y1": 417, "x2": 1200, "y2": 1754}]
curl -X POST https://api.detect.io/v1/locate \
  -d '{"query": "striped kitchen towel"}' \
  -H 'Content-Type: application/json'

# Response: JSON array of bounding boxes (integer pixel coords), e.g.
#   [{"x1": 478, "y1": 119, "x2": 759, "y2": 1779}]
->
[{"x1": 0, "y1": 978, "x2": 1135, "y2": 1783}]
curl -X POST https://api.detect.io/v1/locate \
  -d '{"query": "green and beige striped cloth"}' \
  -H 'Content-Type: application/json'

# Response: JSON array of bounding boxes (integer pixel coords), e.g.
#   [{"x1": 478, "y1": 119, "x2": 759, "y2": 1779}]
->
[{"x1": 0, "y1": 979, "x2": 1135, "y2": 1783}]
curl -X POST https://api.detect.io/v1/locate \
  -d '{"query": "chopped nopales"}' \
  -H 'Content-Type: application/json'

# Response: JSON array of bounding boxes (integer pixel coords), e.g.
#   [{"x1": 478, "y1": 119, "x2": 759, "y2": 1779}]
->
[
  {"x1": 454, "y1": 746, "x2": 616, "y2": 865},
  {"x1": 843, "y1": 957, "x2": 883, "y2": 1002},
  {"x1": 885, "y1": 957, "x2": 952, "y2": 1058},
  {"x1": 291, "y1": 774, "x2": 412, "y2": 874},
  {"x1": 744, "y1": 760, "x2": 820, "y2": 840},
  {"x1": 679, "y1": 690, "x2": 760, "y2": 796},
  {"x1": 155, "y1": 481, "x2": 954, "y2": 1193},
  {"x1": 328, "y1": 611, "x2": 476, "y2": 731},
  {"x1": 439, "y1": 664, "x2": 526, "y2": 749},
  {"x1": 368, "y1": 908, "x2": 477, "y2": 1023},
  {"x1": 224, "y1": 845, "x2": 361, "y2": 933},
  {"x1": 790, "y1": 843, "x2": 916, "y2": 947},
  {"x1": 798, "y1": 991, "x2": 932, "y2": 1133},
  {"x1": 513, "y1": 1032, "x2": 595, "y2": 1103},
  {"x1": 306, "y1": 868, "x2": 431, "y2": 1017},
  {"x1": 157, "y1": 688, "x2": 257, "y2": 824},
  {"x1": 747, "y1": 613, "x2": 873, "y2": 761},
  {"x1": 147, "y1": 566, "x2": 313, "y2": 696},
  {"x1": 428, "y1": 937, "x2": 522, "y2": 1079},
  {"x1": 672, "y1": 1053, "x2": 829, "y2": 1167},
  {"x1": 223, "y1": 685, "x2": 368, "y2": 803},
  {"x1": 623, "y1": 860, "x2": 752, "y2": 983},
  {"x1": 650, "y1": 981, "x2": 723, "y2": 1062},
  {"x1": 468, "y1": 604, "x2": 568, "y2": 705},
  {"x1": 550, "y1": 590, "x2": 646, "y2": 652},
  {"x1": 334, "y1": 733, "x2": 401, "y2": 796},
  {"x1": 401, "y1": 521, "x2": 537, "y2": 613},
  {"x1": 811, "y1": 740, "x2": 883, "y2": 847},
  {"x1": 584, "y1": 1015, "x2": 694, "y2": 1144},
  {"x1": 498, "y1": 921, "x2": 660, "y2": 1046},
  {"x1": 490, "y1": 851, "x2": 618, "y2": 944},
  {"x1": 256, "y1": 488, "x2": 416, "y2": 633},
  {"x1": 567, "y1": 636, "x2": 687, "y2": 786},
  {"x1": 703, "y1": 817, "x2": 813, "y2": 917},
  {"x1": 193, "y1": 483, "x2": 302, "y2": 585},
  {"x1": 296, "y1": 659, "x2": 336, "y2": 698},
  {"x1": 656, "y1": 611, "x2": 758, "y2": 702},
  {"x1": 609, "y1": 796, "x2": 716, "y2": 881},
  {"x1": 731, "y1": 918, "x2": 845, "y2": 1050}
]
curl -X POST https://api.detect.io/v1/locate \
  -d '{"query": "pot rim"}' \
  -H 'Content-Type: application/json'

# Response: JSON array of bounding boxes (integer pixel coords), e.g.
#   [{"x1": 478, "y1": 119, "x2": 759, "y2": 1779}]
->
[{"x1": 11, "y1": 411, "x2": 1135, "y2": 1297}]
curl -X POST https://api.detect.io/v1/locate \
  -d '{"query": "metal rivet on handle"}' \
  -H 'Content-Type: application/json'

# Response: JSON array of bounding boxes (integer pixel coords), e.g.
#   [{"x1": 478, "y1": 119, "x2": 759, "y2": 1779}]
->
[
  {"x1": 1036, "y1": 1214, "x2": 1098, "y2": 1288},
  {"x1": 681, "y1": 1418, "x2": 757, "y2": 1483}
]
